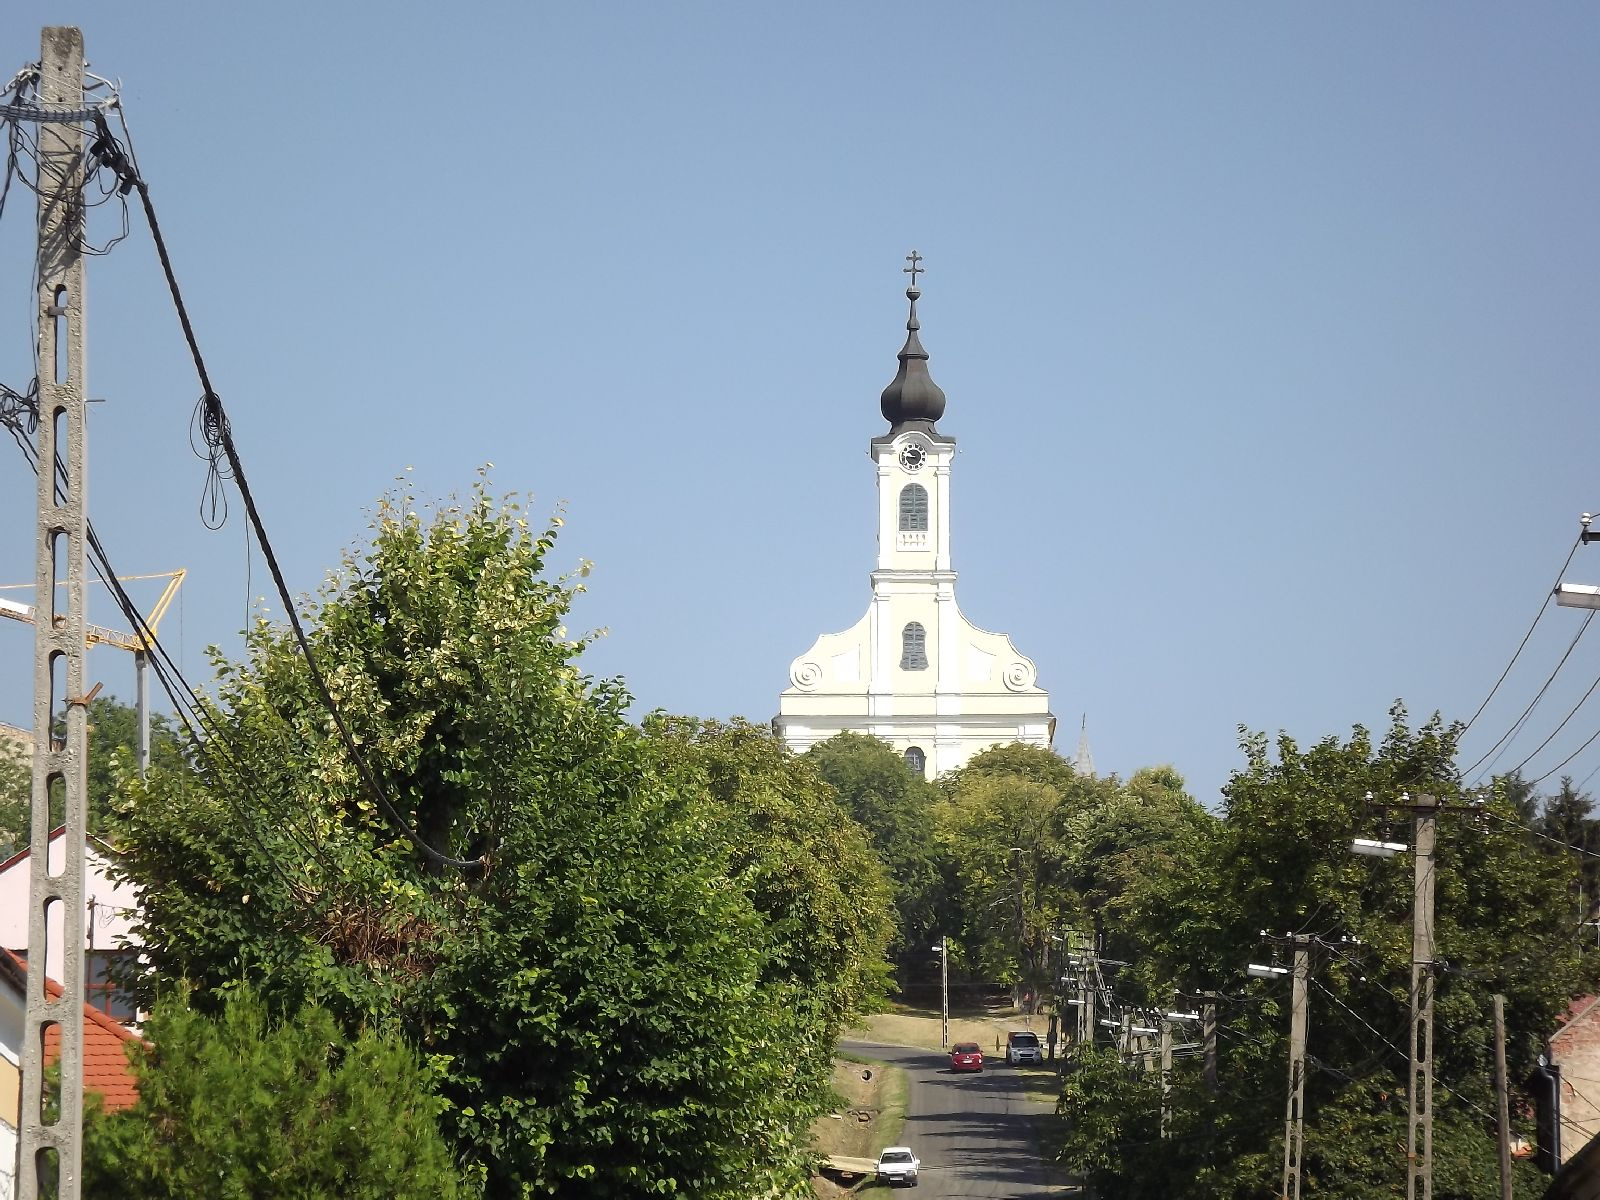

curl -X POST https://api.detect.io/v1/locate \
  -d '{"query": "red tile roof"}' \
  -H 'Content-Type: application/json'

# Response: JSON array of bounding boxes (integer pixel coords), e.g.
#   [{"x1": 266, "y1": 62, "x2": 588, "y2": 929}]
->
[{"x1": 0, "y1": 947, "x2": 141, "y2": 1112}]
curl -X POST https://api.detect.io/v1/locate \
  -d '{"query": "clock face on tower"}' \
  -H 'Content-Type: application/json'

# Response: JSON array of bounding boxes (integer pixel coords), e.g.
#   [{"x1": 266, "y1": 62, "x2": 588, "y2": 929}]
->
[{"x1": 898, "y1": 443, "x2": 926, "y2": 472}]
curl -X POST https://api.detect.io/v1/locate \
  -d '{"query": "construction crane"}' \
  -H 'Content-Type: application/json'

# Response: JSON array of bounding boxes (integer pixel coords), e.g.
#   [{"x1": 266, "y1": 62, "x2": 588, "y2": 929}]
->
[{"x1": 0, "y1": 569, "x2": 186, "y2": 774}]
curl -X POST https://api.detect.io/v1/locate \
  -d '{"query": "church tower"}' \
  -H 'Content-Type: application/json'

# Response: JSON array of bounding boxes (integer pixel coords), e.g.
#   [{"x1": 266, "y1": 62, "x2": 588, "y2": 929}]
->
[{"x1": 775, "y1": 255, "x2": 1055, "y2": 777}]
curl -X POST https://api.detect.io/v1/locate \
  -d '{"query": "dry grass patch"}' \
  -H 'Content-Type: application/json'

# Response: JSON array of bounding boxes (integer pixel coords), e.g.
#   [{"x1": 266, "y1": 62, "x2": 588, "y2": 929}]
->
[{"x1": 849, "y1": 999, "x2": 1048, "y2": 1058}]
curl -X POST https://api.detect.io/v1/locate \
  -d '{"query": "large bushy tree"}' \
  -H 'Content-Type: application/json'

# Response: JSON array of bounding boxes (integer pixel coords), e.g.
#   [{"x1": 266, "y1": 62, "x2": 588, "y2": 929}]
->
[
  {"x1": 84, "y1": 985, "x2": 466, "y2": 1199},
  {"x1": 106, "y1": 480, "x2": 888, "y2": 1197},
  {"x1": 930, "y1": 743, "x2": 1207, "y2": 994},
  {"x1": 1053, "y1": 706, "x2": 1593, "y2": 1199},
  {"x1": 803, "y1": 731, "x2": 948, "y2": 975}
]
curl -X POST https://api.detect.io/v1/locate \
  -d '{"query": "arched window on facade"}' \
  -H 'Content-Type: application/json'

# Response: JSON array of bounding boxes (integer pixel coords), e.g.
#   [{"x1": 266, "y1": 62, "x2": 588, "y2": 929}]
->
[
  {"x1": 904, "y1": 746, "x2": 927, "y2": 777},
  {"x1": 900, "y1": 622, "x2": 929, "y2": 671},
  {"x1": 898, "y1": 484, "x2": 929, "y2": 532}
]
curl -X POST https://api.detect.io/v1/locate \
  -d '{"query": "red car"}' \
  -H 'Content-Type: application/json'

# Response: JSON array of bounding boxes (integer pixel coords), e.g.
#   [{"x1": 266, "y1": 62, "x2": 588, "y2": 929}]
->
[{"x1": 950, "y1": 1042, "x2": 984, "y2": 1072}]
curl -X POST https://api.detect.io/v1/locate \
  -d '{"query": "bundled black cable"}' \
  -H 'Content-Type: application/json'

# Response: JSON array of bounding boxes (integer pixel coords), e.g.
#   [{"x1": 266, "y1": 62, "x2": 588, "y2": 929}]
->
[{"x1": 90, "y1": 108, "x2": 490, "y2": 880}]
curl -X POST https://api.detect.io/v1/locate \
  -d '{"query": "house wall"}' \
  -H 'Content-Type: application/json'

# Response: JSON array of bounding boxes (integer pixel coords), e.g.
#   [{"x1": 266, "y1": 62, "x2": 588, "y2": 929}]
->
[
  {"x1": 1550, "y1": 995, "x2": 1600, "y2": 1164},
  {"x1": 1, "y1": 971, "x2": 22, "y2": 1200},
  {"x1": 0, "y1": 837, "x2": 143, "y2": 982}
]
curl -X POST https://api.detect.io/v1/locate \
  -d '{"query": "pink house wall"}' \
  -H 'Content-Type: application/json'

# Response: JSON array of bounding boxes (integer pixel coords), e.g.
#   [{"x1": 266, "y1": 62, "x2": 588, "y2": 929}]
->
[{"x1": 0, "y1": 830, "x2": 143, "y2": 983}]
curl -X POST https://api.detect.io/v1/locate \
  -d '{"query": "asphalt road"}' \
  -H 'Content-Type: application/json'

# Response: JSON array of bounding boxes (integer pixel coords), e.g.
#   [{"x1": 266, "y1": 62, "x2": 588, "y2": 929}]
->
[{"x1": 840, "y1": 1040, "x2": 1056, "y2": 1198}]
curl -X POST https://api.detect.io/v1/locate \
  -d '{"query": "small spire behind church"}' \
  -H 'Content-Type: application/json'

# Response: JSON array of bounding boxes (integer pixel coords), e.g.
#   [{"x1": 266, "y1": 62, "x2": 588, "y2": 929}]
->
[
  {"x1": 1074, "y1": 714, "x2": 1095, "y2": 777},
  {"x1": 880, "y1": 250, "x2": 947, "y2": 432}
]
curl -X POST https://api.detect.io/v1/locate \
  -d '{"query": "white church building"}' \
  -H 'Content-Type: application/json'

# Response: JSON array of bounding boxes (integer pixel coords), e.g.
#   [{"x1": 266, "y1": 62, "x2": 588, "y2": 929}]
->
[{"x1": 775, "y1": 260, "x2": 1056, "y2": 778}]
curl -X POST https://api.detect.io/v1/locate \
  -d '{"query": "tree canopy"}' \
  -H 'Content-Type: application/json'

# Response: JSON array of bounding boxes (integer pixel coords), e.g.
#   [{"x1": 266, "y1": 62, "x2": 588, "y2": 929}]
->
[
  {"x1": 85, "y1": 985, "x2": 465, "y2": 1199},
  {"x1": 1051, "y1": 706, "x2": 1595, "y2": 1200},
  {"x1": 0, "y1": 693, "x2": 186, "y2": 858},
  {"x1": 803, "y1": 731, "x2": 948, "y2": 976},
  {"x1": 106, "y1": 479, "x2": 891, "y2": 1197}
]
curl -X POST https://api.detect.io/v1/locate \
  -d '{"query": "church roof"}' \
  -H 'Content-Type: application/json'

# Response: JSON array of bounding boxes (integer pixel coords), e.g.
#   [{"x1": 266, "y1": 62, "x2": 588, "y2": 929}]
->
[
  {"x1": 879, "y1": 253, "x2": 948, "y2": 434},
  {"x1": 1074, "y1": 715, "x2": 1095, "y2": 777}
]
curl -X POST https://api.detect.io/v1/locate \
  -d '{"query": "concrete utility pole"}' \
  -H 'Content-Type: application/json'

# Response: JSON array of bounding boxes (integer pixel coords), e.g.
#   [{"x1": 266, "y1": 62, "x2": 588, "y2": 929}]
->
[
  {"x1": 21, "y1": 25, "x2": 90, "y2": 1200},
  {"x1": 1493, "y1": 994, "x2": 1512, "y2": 1200},
  {"x1": 1160, "y1": 1018, "x2": 1175, "y2": 1139},
  {"x1": 1012, "y1": 846, "x2": 1026, "y2": 995},
  {"x1": 1080, "y1": 963, "x2": 1096, "y2": 1046},
  {"x1": 939, "y1": 934, "x2": 949, "y2": 1050},
  {"x1": 1407, "y1": 795, "x2": 1439, "y2": 1200},
  {"x1": 1202, "y1": 995, "x2": 1219, "y2": 1095},
  {"x1": 1281, "y1": 937, "x2": 1311, "y2": 1200}
]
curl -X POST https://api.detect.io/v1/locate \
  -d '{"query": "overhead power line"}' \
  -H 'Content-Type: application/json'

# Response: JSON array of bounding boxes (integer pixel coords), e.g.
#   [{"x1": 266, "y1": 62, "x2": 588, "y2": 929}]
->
[
  {"x1": 7, "y1": 404, "x2": 335, "y2": 897},
  {"x1": 89, "y1": 108, "x2": 489, "y2": 880},
  {"x1": 1462, "y1": 527, "x2": 1586, "y2": 736},
  {"x1": 1464, "y1": 611, "x2": 1596, "y2": 782},
  {"x1": 1505, "y1": 668, "x2": 1600, "y2": 781}
]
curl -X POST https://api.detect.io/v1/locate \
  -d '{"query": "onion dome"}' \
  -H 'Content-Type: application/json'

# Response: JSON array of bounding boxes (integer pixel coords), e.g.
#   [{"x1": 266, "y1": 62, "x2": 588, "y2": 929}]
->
[{"x1": 880, "y1": 257, "x2": 947, "y2": 431}]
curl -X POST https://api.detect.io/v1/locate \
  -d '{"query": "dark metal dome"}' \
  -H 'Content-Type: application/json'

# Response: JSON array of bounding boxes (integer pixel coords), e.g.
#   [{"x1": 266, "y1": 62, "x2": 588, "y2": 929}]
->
[{"x1": 880, "y1": 284, "x2": 947, "y2": 432}]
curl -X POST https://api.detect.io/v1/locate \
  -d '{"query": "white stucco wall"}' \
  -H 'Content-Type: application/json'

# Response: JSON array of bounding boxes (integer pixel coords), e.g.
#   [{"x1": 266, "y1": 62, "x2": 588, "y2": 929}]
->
[{"x1": 0, "y1": 835, "x2": 143, "y2": 982}]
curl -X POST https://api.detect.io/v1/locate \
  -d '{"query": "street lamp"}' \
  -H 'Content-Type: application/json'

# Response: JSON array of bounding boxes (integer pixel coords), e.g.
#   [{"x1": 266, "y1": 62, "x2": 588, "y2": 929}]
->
[
  {"x1": 932, "y1": 937, "x2": 949, "y2": 1049},
  {"x1": 1247, "y1": 963, "x2": 1289, "y2": 979},
  {"x1": 1555, "y1": 583, "x2": 1600, "y2": 611},
  {"x1": 1351, "y1": 838, "x2": 1408, "y2": 858}
]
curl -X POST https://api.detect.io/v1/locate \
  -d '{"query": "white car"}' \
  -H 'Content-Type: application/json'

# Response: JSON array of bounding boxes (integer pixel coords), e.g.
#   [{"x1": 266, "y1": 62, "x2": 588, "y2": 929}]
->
[
  {"x1": 876, "y1": 1146, "x2": 920, "y2": 1188},
  {"x1": 1006, "y1": 1030, "x2": 1042, "y2": 1064}
]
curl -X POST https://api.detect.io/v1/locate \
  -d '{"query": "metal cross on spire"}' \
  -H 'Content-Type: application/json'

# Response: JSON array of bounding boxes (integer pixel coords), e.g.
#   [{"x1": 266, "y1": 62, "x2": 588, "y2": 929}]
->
[{"x1": 903, "y1": 250, "x2": 924, "y2": 287}]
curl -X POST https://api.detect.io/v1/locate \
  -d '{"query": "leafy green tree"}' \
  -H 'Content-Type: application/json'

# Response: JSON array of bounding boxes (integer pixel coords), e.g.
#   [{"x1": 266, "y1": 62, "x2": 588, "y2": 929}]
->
[
  {"x1": 81, "y1": 694, "x2": 187, "y2": 833},
  {"x1": 935, "y1": 772, "x2": 1069, "y2": 983},
  {"x1": 803, "y1": 731, "x2": 950, "y2": 975},
  {"x1": 83, "y1": 985, "x2": 466, "y2": 1199},
  {"x1": 1493, "y1": 770, "x2": 1541, "y2": 824},
  {"x1": 1537, "y1": 775, "x2": 1600, "y2": 904},
  {"x1": 1055, "y1": 1045, "x2": 1163, "y2": 1188},
  {"x1": 647, "y1": 716, "x2": 894, "y2": 1144},
  {"x1": 936, "y1": 740, "x2": 1080, "y2": 797},
  {"x1": 0, "y1": 739, "x2": 27, "y2": 857},
  {"x1": 0, "y1": 695, "x2": 191, "y2": 856},
  {"x1": 651, "y1": 718, "x2": 892, "y2": 1017},
  {"x1": 1051, "y1": 706, "x2": 1590, "y2": 1199},
  {"x1": 106, "y1": 480, "x2": 863, "y2": 1197},
  {"x1": 1056, "y1": 766, "x2": 1215, "y2": 1003}
]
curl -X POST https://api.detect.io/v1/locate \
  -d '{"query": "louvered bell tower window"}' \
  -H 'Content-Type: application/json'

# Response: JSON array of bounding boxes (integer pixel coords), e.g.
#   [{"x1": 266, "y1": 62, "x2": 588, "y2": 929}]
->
[
  {"x1": 898, "y1": 484, "x2": 929, "y2": 531},
  {"x1": 900, "y1": 622, "x2": 929, "y2": 671}
]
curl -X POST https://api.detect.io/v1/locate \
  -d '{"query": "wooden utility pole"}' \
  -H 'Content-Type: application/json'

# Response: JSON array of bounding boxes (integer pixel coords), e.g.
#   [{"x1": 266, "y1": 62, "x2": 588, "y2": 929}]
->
[
  {"x1": 1493, "y1": 994, "x2": 1512, "y2": 1200},
  {"x1": 21, "y1": 25, "x2": 90, "y2": 1200},
  {"x1": 1408, "y1": 795, "x2": 1439, "y2": 1200}
]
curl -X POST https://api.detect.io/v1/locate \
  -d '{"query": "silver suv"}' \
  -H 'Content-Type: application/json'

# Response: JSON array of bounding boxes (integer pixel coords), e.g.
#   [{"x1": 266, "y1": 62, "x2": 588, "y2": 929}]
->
[{"x1": 1005, "y1": 1030, "x2": 1042, "y2": 1064}]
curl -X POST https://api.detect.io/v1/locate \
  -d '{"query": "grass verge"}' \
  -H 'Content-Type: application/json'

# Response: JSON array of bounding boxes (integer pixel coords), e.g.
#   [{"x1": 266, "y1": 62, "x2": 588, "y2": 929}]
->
[{"x1": 810, "y1": 1052, "x2": 909, "y2": 1196}]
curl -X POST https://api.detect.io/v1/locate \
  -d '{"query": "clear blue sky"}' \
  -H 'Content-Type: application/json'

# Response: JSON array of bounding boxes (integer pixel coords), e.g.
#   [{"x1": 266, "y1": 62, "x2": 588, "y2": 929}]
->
[{"x1": 1, "y1": 3, "x2": 1597, "y2": 807}]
